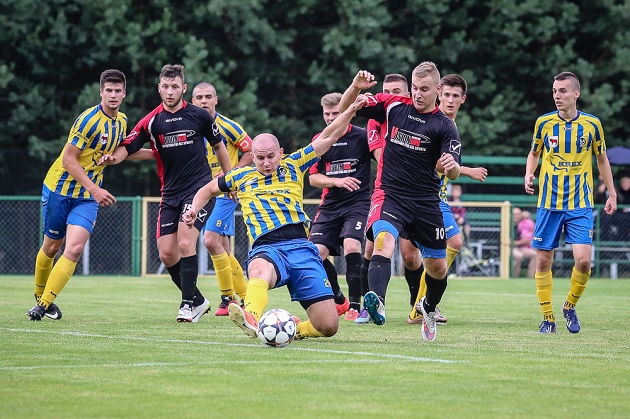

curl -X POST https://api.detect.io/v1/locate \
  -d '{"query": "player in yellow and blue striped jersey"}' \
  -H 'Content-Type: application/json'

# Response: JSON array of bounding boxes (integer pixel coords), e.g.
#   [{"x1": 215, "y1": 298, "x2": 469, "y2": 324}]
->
[
  {"x1": 525, "y1": 71, "x2": 617, "y2": 334},
  {"x1": 183, "y1": 98, "x2": 367, "y2": 341},
  {"x1": 27, "y1": 69, "x2": 142, "y2": 320}
]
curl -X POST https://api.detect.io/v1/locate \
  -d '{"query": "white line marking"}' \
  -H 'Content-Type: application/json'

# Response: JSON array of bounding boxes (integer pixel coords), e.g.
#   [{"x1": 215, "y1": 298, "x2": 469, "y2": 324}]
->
[{"x1": 0, "y1": 328, "x2": 465, "y2": 364}]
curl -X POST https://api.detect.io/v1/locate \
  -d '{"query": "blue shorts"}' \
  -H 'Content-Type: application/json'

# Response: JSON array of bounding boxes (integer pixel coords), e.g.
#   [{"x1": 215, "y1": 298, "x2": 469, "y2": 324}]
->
[
  {"x1": 248, "y1": 239, "x2": 334, "y2": 302},
  {"x1": 440, "y1": 201, "x2": 461, "y2": 240},
  {"x1": 42, "y1": 185, "x2": 99, "y2": 239},
  {"x1": 203, "y1": 197, "x2": 237, "y2": 236},
  {"x1": 532, "y1": 208, "x2": 593, "y2": 250}
]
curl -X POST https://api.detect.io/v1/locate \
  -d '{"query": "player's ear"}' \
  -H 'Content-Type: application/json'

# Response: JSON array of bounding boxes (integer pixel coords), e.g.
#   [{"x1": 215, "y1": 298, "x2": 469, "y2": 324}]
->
[{"x1": 182, "y1": 83, "x2": 187, "y2": 94}]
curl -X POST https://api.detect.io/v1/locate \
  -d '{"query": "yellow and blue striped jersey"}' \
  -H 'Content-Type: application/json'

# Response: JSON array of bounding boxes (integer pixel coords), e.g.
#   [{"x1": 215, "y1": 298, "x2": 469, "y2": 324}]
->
[
  {"x1": 221, "y1": 145, "x2": 318, "y2": 245},
  {"x1": 206, "y1": 112, "x2": 251, "y2": 176},
  {"x1": 438, "y1": 174, "x2": 449, "y2": 202},
  {"x1": 531, "y1": 110, "x2": 605, "y2": 210},
  {"x1": 44, "y1": 104, "x2": 127, "y2": 199}
]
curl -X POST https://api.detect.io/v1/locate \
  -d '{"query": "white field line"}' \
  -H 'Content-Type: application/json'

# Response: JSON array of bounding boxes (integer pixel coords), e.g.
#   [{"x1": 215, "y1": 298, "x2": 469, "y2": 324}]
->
[{"x1": 0, "y1": 328, "x2": 466, "y2": 365}]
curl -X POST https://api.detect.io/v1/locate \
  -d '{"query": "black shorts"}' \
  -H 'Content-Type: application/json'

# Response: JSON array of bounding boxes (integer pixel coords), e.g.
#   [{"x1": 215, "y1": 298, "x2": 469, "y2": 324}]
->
[
  {"x1": 309, "y1": 201, "x2": 369, "y2": 256},
  {"x1": 157, "y1": 189, "x2": 216, "y2": 238},
  {"x1": 367, "y1": 189, "x2": 445, "y2": 250}
]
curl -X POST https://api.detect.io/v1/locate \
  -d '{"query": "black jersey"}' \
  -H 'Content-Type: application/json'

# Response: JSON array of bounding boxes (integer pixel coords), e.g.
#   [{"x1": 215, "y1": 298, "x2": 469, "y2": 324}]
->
[
  {"x1": 123, "y1": 101, "x2": 222, "y2": 198},
  {"x1": 309, "y1": 124, "x2": 372, "y2": 209},
  {"x1": 357, "y1": 93, "x2": 461, "y2": 203}
]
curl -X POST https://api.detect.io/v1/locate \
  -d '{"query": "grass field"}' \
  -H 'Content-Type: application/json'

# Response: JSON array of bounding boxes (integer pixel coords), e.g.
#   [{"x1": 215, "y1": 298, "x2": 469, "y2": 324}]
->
[{"x1": 1, "y1": 275, "x2": 629, "y2": 418}]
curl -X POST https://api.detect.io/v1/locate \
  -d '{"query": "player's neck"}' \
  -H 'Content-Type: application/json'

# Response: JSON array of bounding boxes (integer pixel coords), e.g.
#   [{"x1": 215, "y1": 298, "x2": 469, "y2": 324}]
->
[
  {"x1": 558, "y1": 108, "x2": 578, "y2": 120},
  {"x1": 439, "y1": 106, "x2": 456, "y2": 121},
  {"x1": 163, "y1": 100, "x2": 184, "y2": 113},
  {"x1": 101, "y1": 105, "x2": 119, "y2": 119}
]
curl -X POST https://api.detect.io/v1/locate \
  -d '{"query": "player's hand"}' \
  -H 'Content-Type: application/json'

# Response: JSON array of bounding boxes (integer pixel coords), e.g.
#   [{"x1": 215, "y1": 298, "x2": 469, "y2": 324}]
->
[
  {"x1": 524, "y1": 174, "x2": 536, "y2": 194},
  {"x1": 439, "y1": 153, "x2": 456, "y2": 173},
  {"x1": 92, "y1": 187, "x2": 117, "y2": 207},
  {"x1": 470, "y1": 167, "x2": 488, "y2": 182},
  {"x1": 352, "y1": 70, "x2": 377, "y2": 91},
  {"x1": 604, "y1": 196, "x2": 617, "y2": 215},
  {"x1": 228, "y1": 190, "x2": 238, "y2": 203},
  {"x1": 98, "y1": 154, "x2": 117, "y2": 166},
  {"x1": 182, "y1": 209, "x2": 196, "y2": 228},
  {"x1": 334, "y1": 177, "x2": 361, "y2": 192}
]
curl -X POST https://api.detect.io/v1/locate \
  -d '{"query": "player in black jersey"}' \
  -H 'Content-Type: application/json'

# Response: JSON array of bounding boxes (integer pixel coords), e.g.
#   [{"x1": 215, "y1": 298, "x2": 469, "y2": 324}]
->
[
  {"x1": 339, "y1": 62, "x2": 461, "y2": 341},
  {"x1": 100, "y1": 64, "x2": 232, "y2": 323},
  {"x1": 308, "y1": 92, "x2": 375, "y2": 321}
]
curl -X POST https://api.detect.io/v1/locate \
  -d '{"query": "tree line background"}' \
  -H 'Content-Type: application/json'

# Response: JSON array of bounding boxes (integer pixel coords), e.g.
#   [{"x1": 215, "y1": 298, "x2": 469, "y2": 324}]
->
[{"x1": 2, "y1": 0, "x2": 629, "y2": 198}]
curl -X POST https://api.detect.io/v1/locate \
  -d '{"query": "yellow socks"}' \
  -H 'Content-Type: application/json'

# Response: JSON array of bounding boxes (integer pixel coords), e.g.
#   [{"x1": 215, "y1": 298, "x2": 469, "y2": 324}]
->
[
  {"x1": 230, "y1": 254, "x2": 247, "y2": 300},
  {"x1": 535, "y1": 270, "x2": 554, "y2": 322},
  {"x1": 296, "y1": 319, "x2": 325, "y2": 339},
  {"x1": 39, "y1": 255, "x2": 76, "y2": 309},
  {"x1": 34, "y1": 248, "x2": 54, "y2": 299},
  {"x1": 446, "y1": 246, "x2": 459, "y2": 271},
  {"x1": 244, "y1": 278, "x2": 269, "y2": 321},
  {"x1": 211, "y1": 252, "x2": 234, "y2": 298},
  {"x1": 565, "y1": 267, "x2": 590, "y2": 309}
]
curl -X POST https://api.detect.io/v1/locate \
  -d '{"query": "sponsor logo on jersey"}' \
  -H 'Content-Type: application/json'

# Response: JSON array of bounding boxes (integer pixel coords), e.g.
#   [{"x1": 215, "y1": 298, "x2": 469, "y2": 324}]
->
[
  {"x1": 332, "y1": 142, "x2": 348, "y2": 147},
  {"x1": 165, "y1": 117, "x2": 183, "y2": 123},
  {"x1": 549, "y1": 155, "x2": 582, "y2": 172},
  {"x1": 407, "y1": 114, "x2": 426, "y2": 123},
  {"x1": 325, "y1": 159, "x2": 358, "y2": 175},
  {"x1": 390, "y1": 127, "x2": 430, "y2": 151},
  {"x1": 159, "y1": 130, "x2": 195, "y2": 148}
]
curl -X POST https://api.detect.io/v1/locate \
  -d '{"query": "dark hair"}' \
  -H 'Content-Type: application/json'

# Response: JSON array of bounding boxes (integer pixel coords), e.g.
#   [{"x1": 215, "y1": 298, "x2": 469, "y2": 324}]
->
[
  {"x1": 554, "y1": 71, "x2": 580, "y2": 90},
  {"x1": 100, "y1": 69, "x2": 126, "y2": 89},
  {"x1": 383, "y1": 74, "x2": 408, "y2": 85},
  {"x1": 159, "y1": 64, "x2": 185, "y2": 84},
  {"x1": 440, "y1": 74, "x2": 467, "y2": 96}
]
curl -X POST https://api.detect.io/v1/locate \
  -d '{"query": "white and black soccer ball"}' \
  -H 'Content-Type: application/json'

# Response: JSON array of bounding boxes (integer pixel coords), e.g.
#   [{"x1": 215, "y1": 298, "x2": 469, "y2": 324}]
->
[{"x1": 258, "y1": 308, "x2": 296, "y2": 348}]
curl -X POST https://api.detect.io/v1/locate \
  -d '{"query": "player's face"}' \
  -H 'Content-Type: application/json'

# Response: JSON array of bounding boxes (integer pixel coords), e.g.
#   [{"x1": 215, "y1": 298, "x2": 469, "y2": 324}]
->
[
  {"x1": 382, "y1": 81, "x2": 409, "y2": 97},
  {"x1": 322, "y1": 105, "x2": 341, "y2": 126},
  {"x1": 411, "y1": 75, "x2": 439, "y2": 114},
  {"x1": 439, "y1": 85, "x2": 466, "y2": 120},
  {"x1": 251, "y1": 143, "x2": 284, "y2": 175},
  {"x1": 192, "y1": 86, "x2": 218, "y2": 115},
  {"x1": 158, "y1": 77, "x2": 187, "y2": 110},
  {"x1": 552, "y1": 79, "x2": 579, "y2": 113},
  {"x1": 100, "y1": 82, "x2": 126, "y2": 113}
]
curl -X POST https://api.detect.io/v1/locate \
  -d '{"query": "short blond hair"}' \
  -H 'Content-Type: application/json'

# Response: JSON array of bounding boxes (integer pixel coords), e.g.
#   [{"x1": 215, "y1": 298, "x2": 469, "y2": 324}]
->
[
  {"x1": 321, "y1": 92, "x2": 342, "y2": 108},
  {"x1": 412, "y1": 61, "x2": 440, "y2": 85}
]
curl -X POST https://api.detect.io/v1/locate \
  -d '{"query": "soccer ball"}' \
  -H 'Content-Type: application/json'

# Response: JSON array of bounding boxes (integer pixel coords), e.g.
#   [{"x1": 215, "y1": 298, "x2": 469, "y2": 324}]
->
[{"x1": 257, "y1": 308, "x2": 296, "y2": 348}]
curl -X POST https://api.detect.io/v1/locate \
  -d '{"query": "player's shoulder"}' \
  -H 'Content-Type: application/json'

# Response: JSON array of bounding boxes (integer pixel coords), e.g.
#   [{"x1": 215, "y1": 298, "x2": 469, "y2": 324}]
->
[
  {"x1": 535, "y1": 111, "x2": 558, "y2": 124},
  {"x1": 577, "y1": 110, "x2": 602, "y2": 123},
  {"x1": 215, "y1": 112, "x2": 243, "y2": 127},
  {"x1": 349, "y1": 124, "x2": 367, "y2": 135}
]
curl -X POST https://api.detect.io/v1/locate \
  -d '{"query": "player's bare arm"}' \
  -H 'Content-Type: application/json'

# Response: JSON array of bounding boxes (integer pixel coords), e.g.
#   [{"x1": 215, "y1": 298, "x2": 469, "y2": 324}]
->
[
  {"x1": 126, "y1": 148, "x2": 155, "y2": 161},
  {"x1": 312, "y1": 97, "x2": 365, "y2": 157},
  {"x1": 460, "y1": 166, "x2": 488, "y2": 182},
  {"x1": 339, "y1": 71, "x2": 377, "y2": 112},
  {"x1": 596, "y1": 152, "x2": 618, "y2": 215},
  {"x1": 98, "y1": 145, "x2": 129, "y2": 166},
  {"x1": 440, "y1": 152, "x2": 461, "y2": 180},
  {"x1": 62, "y1": 145, "x2": 116, "y2": 207},
  {"x1": 182, "y1": 178, "x2": 223, "y2": 227},
  {"x1": 524, "y1": 150, "x2": 540, "y2": 195},
  {"x1": 309, "y1": 173, "x2": 361, "y2": 192}
]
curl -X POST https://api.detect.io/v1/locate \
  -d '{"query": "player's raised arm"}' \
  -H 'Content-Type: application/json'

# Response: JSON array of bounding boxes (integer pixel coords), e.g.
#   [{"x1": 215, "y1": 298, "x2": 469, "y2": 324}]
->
[
  {"x1": 339, "y1": 70, "x2": 377, "y2": 112},
  {"x1": 312, "y1": 97, "x2": 365, "y2": 157}
]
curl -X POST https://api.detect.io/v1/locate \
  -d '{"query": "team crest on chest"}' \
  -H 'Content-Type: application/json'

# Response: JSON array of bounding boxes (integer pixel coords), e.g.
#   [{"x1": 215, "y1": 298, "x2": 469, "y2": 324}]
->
[
  {"x1": 100, "y1": 133, "x2": 109, "y2": 145},
  {"x1": 549, "y1": 136, "x2": 559, "y2": 148}
]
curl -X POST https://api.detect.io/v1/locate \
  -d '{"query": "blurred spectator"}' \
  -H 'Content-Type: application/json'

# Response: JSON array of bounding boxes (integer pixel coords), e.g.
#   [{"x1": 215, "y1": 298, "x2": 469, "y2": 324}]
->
[
  {"x1": 512, "y1": 207, "x2": 537, "y2": 278},
  {"x1": 449, "y1": 184, "x2": 470, "y2": 241},
  {"x1": 618, "y1": 176, "x2": 630, "y2": 206}
]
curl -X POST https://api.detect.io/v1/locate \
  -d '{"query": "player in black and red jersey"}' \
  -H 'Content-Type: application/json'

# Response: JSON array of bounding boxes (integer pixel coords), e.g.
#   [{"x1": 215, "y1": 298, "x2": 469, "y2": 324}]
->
[
  {"x1": 339, "y1": 62, "x2": 461, "y2": 341},
  {"x1": 308, "y1": 92, "x2": 375, "y2": 321},
  {"x1": 100, "y1": 64, "x2": 232, "y2": 323}
]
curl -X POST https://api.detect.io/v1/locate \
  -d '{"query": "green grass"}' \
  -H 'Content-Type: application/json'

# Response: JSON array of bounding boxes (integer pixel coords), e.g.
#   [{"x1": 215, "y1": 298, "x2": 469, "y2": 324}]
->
[{"x1": 1, "y1": 275, "x2": 629, "y2": 418}]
